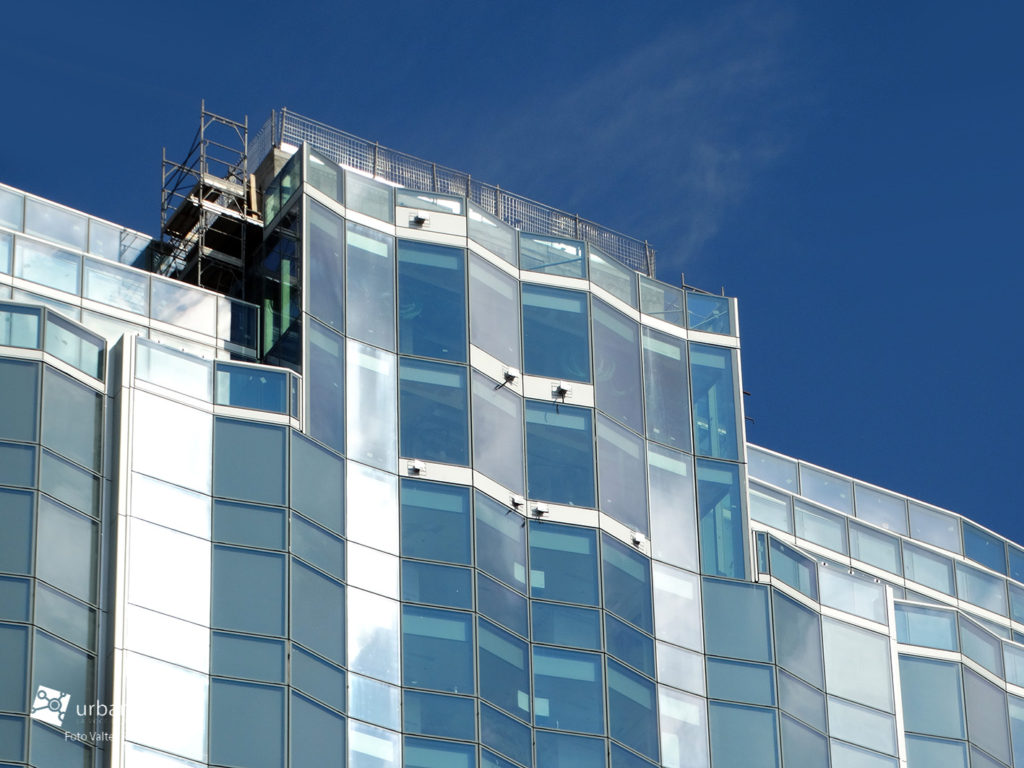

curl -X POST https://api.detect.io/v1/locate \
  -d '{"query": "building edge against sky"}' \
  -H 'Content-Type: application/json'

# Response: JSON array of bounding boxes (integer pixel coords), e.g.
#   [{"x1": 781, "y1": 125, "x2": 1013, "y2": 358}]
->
[{"x1": 1, "y1": 106, "x2": 1023, "y2": 768}]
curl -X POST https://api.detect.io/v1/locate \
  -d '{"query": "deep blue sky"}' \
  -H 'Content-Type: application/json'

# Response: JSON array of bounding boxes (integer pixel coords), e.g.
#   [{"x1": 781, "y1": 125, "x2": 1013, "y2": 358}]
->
[{"x1": 3, "y1": 2, "x2": 1021, "y2": 541}]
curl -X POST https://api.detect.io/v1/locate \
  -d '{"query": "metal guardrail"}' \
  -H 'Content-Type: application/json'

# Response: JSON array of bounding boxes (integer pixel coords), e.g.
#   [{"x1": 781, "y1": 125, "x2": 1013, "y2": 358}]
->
[{"x1": 247, "y1": 109, "x2": 656, "y2": 277}]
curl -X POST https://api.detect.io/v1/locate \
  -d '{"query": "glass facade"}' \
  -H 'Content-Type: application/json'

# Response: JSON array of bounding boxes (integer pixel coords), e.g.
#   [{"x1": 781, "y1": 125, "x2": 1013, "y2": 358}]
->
[{"x1": 0, "y1": 115, "x2": 1013, "y2": 768}]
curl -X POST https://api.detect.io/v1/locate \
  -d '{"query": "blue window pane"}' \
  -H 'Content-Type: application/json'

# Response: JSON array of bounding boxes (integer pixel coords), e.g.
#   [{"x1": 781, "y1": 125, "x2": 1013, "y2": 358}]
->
[
  {"x1": 956, "y1": 561, "x2": 1007, "y2": 615},
  {"x1": 602, "y1": 534, "x2": 653, "y2": 633},
  {"x1": 478, "y1": 573, "x2": 529, "y2": 638},
  {"x1": 963, "y1": 522, "x2": 1007, "y2": 574},
  {"x1": 0, "y1": 576, "x2": 31, "y2": 622},
  {"x1": 401, "y1": 480, "x2": 472, "y2": 565},
  {"x1": 306, "y1": 199, "x2": 345, "y2": 332},
  {"x1": 291, "y1": 561, "x2": 345, "y2": 664},
  {"x1": 768, "y1": 538, "x2": 818, "y2": 599},
  {"x1": 532, "y1": 601, "x2": 602, "y2": 650},
  {"x1": 404, "y1": 736, "x2": 476, "y2": 768},
  {"x1": 690, "y1": 343, "x2": 739, "y2": 461},
  {"x1": 403, "y1": 561, "x2": 473, "y2": 609},
  {"x1": 703, "y1": 578, "x2": 773, "y2": 662},
  {"x1": 307, "y1": 319, "x2": 345, "y2": 453},
  {"x1": 215, "y1": 363, "x2": 289, "y2": 413},
  {"x1": 522, "y1": 284, "x2": 591, "y2": 382},
  {"x1": 1010, "y1": 546, "x2": 1024, "y2": 583},
  {"x1": 479, "y1": 618, "x2": 531, "y2": 718},
  {"x1": 707, "y1": 658, "x2": 775, "y2": 706},
  {"x1": 0, "y1": 714, "x2": 24, "y2": 763},
  {"x1": 906, "y1": 735, "x2": 968, "y2": 768},
  {"x1": 398, "y1": 240, "x2": 467, "y2": 362},
  {"x1": 307, "y1": 147, "x2": 344, "y2": 202},
  {"x1": 481, "y1": 702, "x2": 532, "y2": 768},
  {"x1": 592, "y1": 299, "x2": 643, "y2": 433},
  {"x1": 519, "y1": 233, "x2": 585, "y2": 278},
  {"x1": 482, "y1": 749, "x2": 521, "y2": 768},
  {"x1": 526, "y1": 401, "x2": 596, "y2": 507},
  {"x1": 898, "y1": 656, "x2": 964, "y2": 739},
  {"x1": 346, "y1": 221, "x2": 395, "y2": 350},
  {"x1": 212, "y1": 632, "x2": 285, "y2": 683},
  {"x1": 894, "y1": 604, "x2": 958, "y2": 651},
  {"x1": 0, "y1": 623, "x2": 28, "y2": 712},
  {"x1": 697, "y1": 459, "x2": 746, "y2": 579},
  {"x1": 963, "y1": 668, "x2": 1011, "y2": 764},
  {"x1": 403, "y1": 690, "x2": 476, "y2": 741},
  {"x1": 291, "y1": 646, "x2": 345, "y2": 713},
  {"x1": 0, "y1": 359, "x2": 38, "y2": 442},
  {"x1": 475, "y1": 491, "x2": 527, "y2": 591},
  {"x1": 778, "y1": 670, "x2": 826, "y2": 732},
  {"x1": 903, "y1": 542, "x2": 954, "y2": 595},
  {"x1": 709, "y1": 702, "x2": 779, "y2": 768},
  {"x1": 641, "y1": 328, "x2": 691, "y2": 452},
  {"x1": 605, "y1": 613, "x2": 654, "y2": 676},
  {"x1": 0, "y1": 489, "x2": 33, "y2": 575},
  {"x1": 780, "y1": 714, "x2": 828, "y2": 768},
  {"x1": 607, "y1": 659, "x2": 659, "y2": 761},
  {"x1": 686, "y1": 292, "x2": 733, "y2": 335},
  {"x1": 213, "y1": 418, "x2": 287, "y2": 506},
  {"x1": 639, "y1": 276, "x2": 684, "y2": 326},
  {"x1": 772, "y1": 591, "x2": 823, "y2": 687},
  {"x1": 213, "y1": 500, "x2": 287, "y2": 549},
  {"x1": 533, "y1": 646, "x2": 605, "y2": 734},
  {"x1": 909, "y1": 502, "x2": 961, "y2": 553},
  {"x1": 291, "y1": 692, "x2": 346, "y2": 768},
  {"x1": 1009, "y1": 695, "x2": 1024, "y2": 768},
  {"x1": 212, "y1": 545, "x2": 286, "y2": 636},
  {"x1": 35, "y1": 496, "x2": 97, "y2": 603},
  {"x1": 291, "y1": 513, "x2": 345, "y2": 580},
  {"x1": 210, "y1": 679, "x2": 285, "y2": 768},
  {"x1": 536, "y1": 730, "x2": 606, "y2": 768},
  {"x1": 0, "y1": 305, "x2": 41, "y2": 350},
  {"x1": 399, "y1": 358, "x2": 469, "y2": 464},
  {"x1": 529, "y1": 521, "x2": 599, "y2": 605},
  {"x1": 402, "y1": 605, "x2": 475, "y2": 694},
  {"x1": 610, "y1": 743, "x2": 658, "y2": 767},
  {"x1": 346, "y1": 170, "x2": 393, "y2": 222},
  {"x1": 596, "y1": 416, "x2": 649, "y2": 534},
  {"x1": 29, "y1": 720, "x2": 90, "y2": 768},
  {"x1": 849, "y1": 522, "x2": 902, "y2": 575}
]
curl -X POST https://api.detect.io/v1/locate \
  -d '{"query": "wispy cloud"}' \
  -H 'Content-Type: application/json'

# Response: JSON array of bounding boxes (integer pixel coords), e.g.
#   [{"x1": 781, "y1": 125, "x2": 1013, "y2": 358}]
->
[{"x1": 463, "y1": 3, "x2": 803, "y2": 274}]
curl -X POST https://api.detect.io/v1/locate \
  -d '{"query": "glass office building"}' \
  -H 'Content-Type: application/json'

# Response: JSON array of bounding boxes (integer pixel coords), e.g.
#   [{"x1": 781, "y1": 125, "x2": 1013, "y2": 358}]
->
[{"x1": 0, "y1": 110, "x2": 1021, "y2": 768}]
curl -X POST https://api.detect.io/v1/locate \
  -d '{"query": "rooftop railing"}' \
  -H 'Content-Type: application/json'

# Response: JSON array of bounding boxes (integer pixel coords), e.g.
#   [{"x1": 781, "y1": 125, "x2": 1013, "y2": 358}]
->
[{"x1": 249, "y1": 109, "x2": 657, "y2": 277}]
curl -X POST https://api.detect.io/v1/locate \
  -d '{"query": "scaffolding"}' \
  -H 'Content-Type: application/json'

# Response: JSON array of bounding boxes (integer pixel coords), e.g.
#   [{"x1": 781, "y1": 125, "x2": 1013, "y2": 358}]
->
[{"x1": 160, "y1": 102, "x2": 261, "y2": 294}]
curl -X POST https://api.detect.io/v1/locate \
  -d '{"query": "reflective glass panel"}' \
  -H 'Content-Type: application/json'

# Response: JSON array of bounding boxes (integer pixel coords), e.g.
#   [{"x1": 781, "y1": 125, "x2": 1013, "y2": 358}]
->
[
  {"x1": 520, "y1": 233, "x2": 585, "y2": 278},
  {"x1": 209, "y1": 679, "x2": 284, "y2": 768},
  {"x1": 0, "y1": 623, "x2": 28, "y2": 712},
  {"x1": 822, "y1": 619, "x2": 893, "y2": 712},
  {"x1": 347, "y1": 463, "x2": 399, "y2": 554},
  {"x1": 36, "y1": 497, "x2": 96, "y2": 603},
  {"x1": 471, "y1": 370, "x2": 525, "y2": 494},
  {"x1": 480, "y1": 702, "x2": 532, "y2": 767},
  {"x1": 772, "y1": 591, "x2": 823, "y2": 687},
  {"x1": 592, "y1": 299, "x2": 642, "y2": 432},
  {"x1": 0, "y1": 187, "x2": 23, "y2": 230},
  {"x1": 686, "y1": 292, "x2": 733, "y2": 335},
  {"x1": 794, "y1": 499, "x2": 848, "y2": 553},
  {"x1": 14, "y1": 238, "x2": 81, "y2": 294},
  {"x1": 306, "y1": 199, "x2": 345, "y2": 331},
  {"x1": 828, "y1": 696, "x2": 897, "y2": 756},
  {"x1": 399, "y1": 357, "x2": 469, "y2": 464},
  {"x1": 31, "y1": 629, "x2": 93, "y2": 734},
  {"x1": 402, "y1": 605, "x2": 474, "y2": 693},
  {"x1": 521, "y1": 284, "x2": 591, "y2": 382},
  {"x1": 963, "y1": 521, "x2": 1007, "y2": 574},
  {"x1": 690, "y1": 343, "x2": 739, "y2": 460},
  {"x1": 213, "y1": 418, "x2": 286, "y2": 506},
  {"x1": 348, "y1": 588, "x2": 400, "y2": 684},
  {"x1": 347, "y1": 339, "x2": 397, "y2": 471},
  {"x1": 475, "y1": 491, "x2": 526, "y2": 590},
  {"x1": 697, "y1": 459, "x2": 746, "y2": 579},
  {"x1": 533, "y1": 646, "x2": 604, "y2": 734},
  {"x1": 0, "y1": 576, "x2": 30, "y2": 623},
  {"x1": 345, "y1": 170, "x2": 394, "y2": 222},
  {"x1": 479, "y1": 618, "x2": 531, "y2": 718},
  {"x1": 639, "y1": 277, "x2": 684, "y2": 325},
  {"x1": 132, "y1": 390, "x2": 212, "y2": 493},
  {"x1": 708, "y1": 702, "x2": 779, "y2": 768},
  {"x1": 397, "y1": 240, "x2": 467, "y2": 362},
  {"x1": 307, "y1": 319, "x2": 345, "y2": 454},
  {"x1": 43, "y1": 312, "x2": 104, "y2": 378},
  {"x1": 41, "y1": 368, "x2": 100, "y2": 470},
  {"x1": 150, "y1": 277, "x2": 217, "y2": 335},
  {"x1": 135, "y1": 339, "x2": 212, "y2": 401},
  {"x1": 652, "y1": 563, "x2": 702, "y2": 651},
  {"x1": 346, "y1": 221, "x2": 395, "y2": 350},
  {"x1": 854, "y1": 485, "x2": 907, "y2": 534},
  {"x1": 849, "y1": 522, "x2": 902, "y2": 574},
  {"x1": 746, "y1": 446, "x2": 799, "y2": 491},
  {"x1": 780, "y1": 714, "x2": 828, "y2": 768},
  {"x1": 799, "y1": 465, "x2": 853, "y2": 514},
  {"x1": 894, "y1": 603, "x2": 957, "y2": 650},
  {"x1": 0, "y1": 303, "x2": 41, "y2": 349},
  {"x1": 403, "y1": 690, "x2": 476, "y2": 741},
  {"x1": 706, "y1": 658, "x2": 775, "y2": 706},
  {"x1": 402, "y1": 560, "x2": 473, "y2": 609},
  {"x1": 608, "y1": 658, "x2": 659, "y2": 760},
  {"x1": 537, "y1": 729, "x2": 606, "y2": 768},
  {"x1": 478, "y1": 573, "x2": 528, "y2": 637},
  {"x1": 468, "y1": 204, "x2": 517, "y2": 265},
  {"x1": 0, "y1": 360, "x2": 38, "y2": 442},
  {"x1": 214, "y1": 363, "x2": 288, "y2": 413},
  {"x1": 82, "y1": 257, "x2": 148, "y2": 314},
  {"x1": 908, "y1": 501, "x2": 961, "y2": 553},
  {"x1": 641, "y1": 328, "x2": 690, "y2": 451},
  {"x1": 290, "y1": 433, "x2": 344, "y2": 535},
  {"x1": 24, "y1": 199, "x2": 86, "y2": 250},
  {"x1": 213, "y1": 499, "x2": 285, "y2": 550},
  {"x1": 39, "y1": 450, "x2": 99, "y2": 517},
  {"x1": 603, "y1": 534, "x2": 654, "y2": 632},
  {"x1": 963, "y1": 668, "x2": 1011, "y2": 764},
  {"x1": 903, "y1": 541, "x2": 955, "y2": 594},
  {"x1": 589, "y1": 247, "x2": 638, "y2": 307},
  {"x1": 306, "y1": 148, "x2": 344, "y2": 203},
  {"x1": 648, "y1": 445, "x2": 698, "y2": 571},
  {"x1": 469, "y1": 253, "x2": 521, "y2": 366},
  {"x1": 526, "y1": 400, "x2": 596, "y2": 507},
  {"x1": 291, "y1": 691, "x2": 346, "y2": 768},
  {"x1": 0, "y1": 443, "x2": 34, "y2": 488},
  {"x1": 818, "y1": 567, "x2": 887, "y2": 624},
  {"x1": 35, "y1": 583, "x2": 93, "y2": 651},
  {"x1": 703, "y1": 578, "x2": 772, "y2": 662},
  {"x1": 531, "y1": 601, "x2": 601, "y2": 650},
  {"x1": 404, "y1": 736, "x2": 476, "y2": 768},
  {"x1": 401, "y1": 479, "x2": 472, "y2": 565},
  {"x1": 778, "y1": 669, "x2": 826, "y2": 732},
  {"x1": 292, "y1": 561, "x2": 345, "y2": 664},
  {"x1": 212, "y1": 545, "x2": 286, "y2": 635},
  {"x1": 768, "y1": 538, "x2": 817, "y2": 599},
  {"x1": 656, "y1": 642, "x2": 705, "y2": 696},
  {"x1": 212, "y1": 632, "x2": 285, "y2": 683},
  {"x1": 349, "y1": 673, "x2": 400, "y2": 730},
  {"x1": 292, "y1": 514, "x2": 345, "y2": 580},
  {"x1": 606, "y1": 612, "x2": 655, "y2": 676},
  {"x1": 529, "y1": 522, "x2": 598, "y2": 605},
  {"x1": 597, "y1": 415, "x2": 648, "y2": 533},
  {"x1": 291, "y1": 646, "x2": 345, "y2": 713},
  {"x1": 956, "y1": 561, "x2": 1007, "y2": 615}
]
